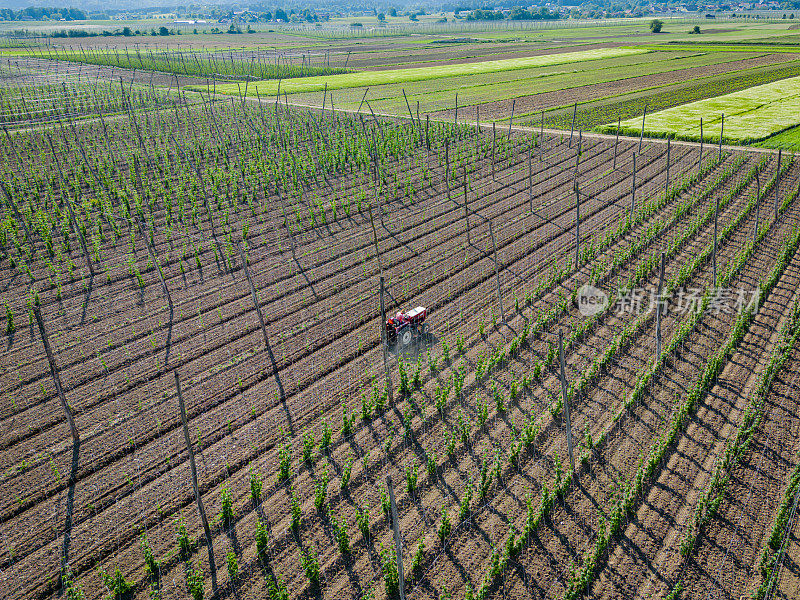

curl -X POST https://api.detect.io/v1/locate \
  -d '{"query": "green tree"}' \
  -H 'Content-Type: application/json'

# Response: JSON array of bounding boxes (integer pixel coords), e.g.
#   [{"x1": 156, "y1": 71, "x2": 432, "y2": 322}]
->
[{"x1": 649, "y1": 19, "x2": 663, "y2": 32}]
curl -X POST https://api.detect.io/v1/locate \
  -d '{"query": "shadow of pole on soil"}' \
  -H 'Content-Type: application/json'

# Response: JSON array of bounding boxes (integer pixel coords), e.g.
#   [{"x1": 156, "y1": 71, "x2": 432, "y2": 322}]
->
[{"x1": 60, "y1": 439, "x2": 80, "y2": 573}]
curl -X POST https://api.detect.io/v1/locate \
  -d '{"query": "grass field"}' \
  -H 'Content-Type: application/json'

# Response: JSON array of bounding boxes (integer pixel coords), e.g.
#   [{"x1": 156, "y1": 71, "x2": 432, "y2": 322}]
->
[{"x1": 612, "y1": 73, "x2": 800, "y2": 142}]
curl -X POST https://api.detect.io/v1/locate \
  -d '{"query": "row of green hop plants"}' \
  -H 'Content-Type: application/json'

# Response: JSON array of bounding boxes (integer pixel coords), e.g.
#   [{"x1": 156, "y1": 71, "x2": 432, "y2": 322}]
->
[
  {"x1": 560, "y1": 174, "x2": 800, "y2": 599},
  {"x1": 449, "y1": 149, "x2": 794, "y2": 600},
  {"x1": 473, "y1": 153, "x2": 772, "y2": 419}
]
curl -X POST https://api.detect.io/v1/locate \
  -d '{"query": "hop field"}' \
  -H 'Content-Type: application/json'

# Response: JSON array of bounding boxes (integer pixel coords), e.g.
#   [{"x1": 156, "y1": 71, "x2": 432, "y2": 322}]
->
[{"x1": 3, "y1": 24, "x2": 800, "y2": 600}]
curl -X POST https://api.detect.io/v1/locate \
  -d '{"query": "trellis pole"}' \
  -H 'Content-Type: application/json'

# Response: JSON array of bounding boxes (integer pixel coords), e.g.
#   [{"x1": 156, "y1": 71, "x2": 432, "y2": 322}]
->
[
  {"x1": 379, "y1": 276, "x2": 394, "y2": 404},
  {"x1": 386, "y1": 476, "x2": 406, "y2": 600},
  {"x1": 656, "y1": 253, "x2": 665, "y2": 359},
  {"x1": 639, "y1": 104, "x2": 647, "y2": 154},
  {"x1": 718, "y1": 114, "x2": 724, "y2": 162},
  {"x1": 507, "y1": 98, "x2": 515, "y2": 137},
  {"x1": 558, "y1": 329, "x2": 575, "y2": 474},
  {"x1": 699, "y1": 118, "x2": 704, "y2": 172},
  {"x1": 630, "y1": 153, "x2": 637, "y2": 215},
  {"x1": 613, "y1": 116, "x2": 620, "y2": 169},
  {"x1": 569, "y1": 101, "x2": 576, "y2": 147},
  {"x1": 775, "y1": 148, "x2": 782, "y2": 219}
]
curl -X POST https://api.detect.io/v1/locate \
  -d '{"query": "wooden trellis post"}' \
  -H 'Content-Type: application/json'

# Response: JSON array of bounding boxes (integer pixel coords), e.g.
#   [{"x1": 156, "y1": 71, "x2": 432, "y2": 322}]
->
[
  {"x1": 664, "y1": 138, "x2": 671, "y2": 198},
  {"x1": 33, "y1": 302, "x2": 79, "y2": 444},
  {"x1": 639, "y1": 104, "x2": 647, "y2": 154},
  {"x1": 379, "y1": 276, "x2": 394, "y2": 406},
  {"x1": 508, "y1": 98, "x2": 515, "y2": 137},
  {"x1": 613, "y1": 116, "x2": 620, "y2": 169},
  {"x1": 454, "y1": 93, "x2": 458, "y2": 126},
  {"x1": 754, "y1": 170, "x2": 761, "y2": 244},
  {"x1": 558, "y1": 329, "x2": 575, "y2": 474},
  {"x1": 386, "y1": 476, "x2": 406, "y2": 600},
  {"x1": 713, "y1": 193, "x2": 720, "y2": 286},
  {"x1": 630, "y1": 153, "x2": 637, "y2": 215},
  {"x1": 656, "y1": 252, "x2": 665, "y2": 359},
  {"x1": 174, "y1": 371, "x2": 218, "y2": 593},
  {"x1": 540, "y1": 109, "x2": 544, "y2": 160},
  {"x1": 718, "y1": 114, "x2": 724, "y2": 162},
  {"x1": 699, "y1": 118, "x2": 704, "y2": 172},
  {"x1": 567, "y1": 101, "x2": 576, "y2": 148},
  {"x1": 775, "y1": 148, "x2": 782, "y2": 219},
  {"x1": 402, "y1": 89, "x2": 414, "y2": 127},
  {"x1": 476, "y1": 104, "x2": 480, "y2": 136},
  {"x1": 489, "y1": 221, "x2": 505, "y2": 324}
]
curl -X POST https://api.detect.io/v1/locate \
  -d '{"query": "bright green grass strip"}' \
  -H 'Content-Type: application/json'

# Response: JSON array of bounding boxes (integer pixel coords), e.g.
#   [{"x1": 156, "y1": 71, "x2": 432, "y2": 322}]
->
[
  {"x1": 631, "y1": 43, "x2": 800, "y2": 53},
  {"x1": 196, "y1": 47, "x2": 648, "y2": 96},
  {"x1": 615, "y1": 73, "x2": 800, "y2": 143},
  {"x1": 755, "y1": 125, "x2": 800, "y2": 150}
]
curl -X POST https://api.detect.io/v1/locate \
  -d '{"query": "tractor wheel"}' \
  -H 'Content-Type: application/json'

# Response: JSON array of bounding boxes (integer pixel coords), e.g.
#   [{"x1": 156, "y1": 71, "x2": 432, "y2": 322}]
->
[{"x1": 398, "y1": 326, "x2": 413, "y2": 348}]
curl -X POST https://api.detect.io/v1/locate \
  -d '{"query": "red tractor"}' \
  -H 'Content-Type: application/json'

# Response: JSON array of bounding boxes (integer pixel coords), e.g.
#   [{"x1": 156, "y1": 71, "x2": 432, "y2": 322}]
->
[{"x1": 385, "y1": 306, "x2": 428, "y2": 349}]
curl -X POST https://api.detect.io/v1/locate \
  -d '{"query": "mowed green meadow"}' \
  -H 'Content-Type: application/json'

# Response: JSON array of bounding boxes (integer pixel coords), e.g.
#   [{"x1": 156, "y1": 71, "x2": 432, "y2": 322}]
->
[
  {"x1": 199, "y1": 47, "x2": 648, "y2": 96},
  {"x1": 614, "y1": 74, "x2": 800, "y2": 143}
]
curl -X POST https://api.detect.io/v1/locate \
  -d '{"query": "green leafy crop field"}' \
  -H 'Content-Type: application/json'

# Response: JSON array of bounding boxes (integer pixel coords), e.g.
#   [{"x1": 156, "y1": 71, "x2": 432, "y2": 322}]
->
[{"x1": 612, "y1": 73, "x2": 800, "y2": 143}]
